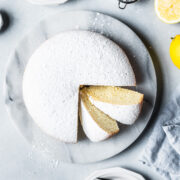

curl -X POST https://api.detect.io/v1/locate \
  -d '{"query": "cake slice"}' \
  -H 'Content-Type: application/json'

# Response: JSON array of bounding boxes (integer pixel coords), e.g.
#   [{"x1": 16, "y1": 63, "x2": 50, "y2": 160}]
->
[
  {"x1": 82, "y1": 86, "x2": 144, "y2": 125},
  {"x1": 79, "y1": 90, "x2": 119, "y2": 142}
]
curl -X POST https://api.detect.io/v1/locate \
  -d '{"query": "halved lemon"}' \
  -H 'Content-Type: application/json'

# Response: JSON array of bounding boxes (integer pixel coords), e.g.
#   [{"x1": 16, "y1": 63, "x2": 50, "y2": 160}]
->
[{"x1": 155, "y1": 0, "x2": 180, "y2": 24}]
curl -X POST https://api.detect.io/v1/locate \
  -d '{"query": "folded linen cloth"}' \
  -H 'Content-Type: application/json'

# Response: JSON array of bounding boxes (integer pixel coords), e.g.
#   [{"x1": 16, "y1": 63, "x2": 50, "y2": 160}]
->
[{"x1": 140, "y1": 86, "x2": 180, "y2": 180}]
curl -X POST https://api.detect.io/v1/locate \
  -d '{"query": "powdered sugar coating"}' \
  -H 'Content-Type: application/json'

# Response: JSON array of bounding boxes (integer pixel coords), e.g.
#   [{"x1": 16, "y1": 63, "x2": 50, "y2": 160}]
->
[
  {"x1": 22, "y1": 30, "x2": 135, "y2": 143},
  {"x1": 89, "y1": 96, "x2": 142, "y2": 125},
  {"x1": 80, "y1": 100, "x2": 110, "y2": 142}
]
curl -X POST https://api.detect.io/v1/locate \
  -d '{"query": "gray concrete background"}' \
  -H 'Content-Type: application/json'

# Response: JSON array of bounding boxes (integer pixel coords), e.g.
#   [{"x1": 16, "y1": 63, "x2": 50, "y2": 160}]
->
[{"x1": 0, "y1": 0, "x2": 180, "y2": 179}]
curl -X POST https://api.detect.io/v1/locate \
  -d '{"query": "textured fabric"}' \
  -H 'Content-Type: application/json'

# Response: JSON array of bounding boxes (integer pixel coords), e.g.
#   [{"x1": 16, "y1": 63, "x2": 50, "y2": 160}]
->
[{"x1": 140, "y1": 87, "x2": 180, "y2": 180}]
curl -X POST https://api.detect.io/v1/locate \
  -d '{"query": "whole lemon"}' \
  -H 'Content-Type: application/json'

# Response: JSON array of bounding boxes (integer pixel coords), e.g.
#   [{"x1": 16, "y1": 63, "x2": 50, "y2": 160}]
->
[{"x1": 170, "y1": 35, "x2": 180, "y2": 69}]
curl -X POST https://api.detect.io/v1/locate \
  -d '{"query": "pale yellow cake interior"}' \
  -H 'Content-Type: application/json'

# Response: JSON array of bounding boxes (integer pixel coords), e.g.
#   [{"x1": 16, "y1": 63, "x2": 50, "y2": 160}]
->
[
  {"x1": 82, "y1": 86, "x2": 144, "y2": 105},
  {"x1": 79, "y1": 89, "x2": 119, "y2": 135}
]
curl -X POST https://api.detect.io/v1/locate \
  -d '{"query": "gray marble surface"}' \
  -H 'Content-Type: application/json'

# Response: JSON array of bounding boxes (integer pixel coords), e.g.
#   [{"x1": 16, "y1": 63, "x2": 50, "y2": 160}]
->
[{"x1": 0, "y1": 0, "x2": 180, "y2": 179}]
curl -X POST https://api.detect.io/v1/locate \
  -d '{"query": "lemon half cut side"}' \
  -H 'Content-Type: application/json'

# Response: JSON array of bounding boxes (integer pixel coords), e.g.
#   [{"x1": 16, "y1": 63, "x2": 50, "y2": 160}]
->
[{"x1": 155, "y1": 0, "x2": 180, "y2": 24}]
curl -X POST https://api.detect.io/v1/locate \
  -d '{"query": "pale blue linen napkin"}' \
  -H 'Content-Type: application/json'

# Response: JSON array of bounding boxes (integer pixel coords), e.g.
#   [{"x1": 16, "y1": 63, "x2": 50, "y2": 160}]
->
[{"x1": 140, "y1": 86, "x2": 180, "y2": 180}]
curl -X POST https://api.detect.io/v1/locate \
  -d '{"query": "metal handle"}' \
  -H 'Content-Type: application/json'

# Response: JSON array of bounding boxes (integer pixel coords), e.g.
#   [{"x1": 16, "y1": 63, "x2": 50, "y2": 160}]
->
[
  {"x1": 118, "y1": 0, "x2": 138, "y2": 9},
  {"x1": 118, "y1": 1, "x2": 127, "y2": 9}
]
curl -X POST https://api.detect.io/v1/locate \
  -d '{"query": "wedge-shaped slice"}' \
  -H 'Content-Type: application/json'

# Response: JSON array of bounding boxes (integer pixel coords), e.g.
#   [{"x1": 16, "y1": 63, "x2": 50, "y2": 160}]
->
[
  {"x1": 79, "y1": 90, "x2": 119, "y2": 142},
  {"x1": 82, "y1": 86, "x2": 144, "y2": 125}
]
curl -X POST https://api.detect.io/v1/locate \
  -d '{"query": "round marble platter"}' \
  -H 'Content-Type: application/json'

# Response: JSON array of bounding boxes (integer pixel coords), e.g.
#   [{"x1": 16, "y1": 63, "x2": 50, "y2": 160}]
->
[{"x1": 4, "y1": 11, "x2": 157, "y2": 163}]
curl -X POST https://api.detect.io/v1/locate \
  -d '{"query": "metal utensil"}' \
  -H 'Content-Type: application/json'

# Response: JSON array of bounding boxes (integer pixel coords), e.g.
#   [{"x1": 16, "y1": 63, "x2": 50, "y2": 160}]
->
[{"x1": 118, "y1": 0, "x2": 138, "y2": 9}]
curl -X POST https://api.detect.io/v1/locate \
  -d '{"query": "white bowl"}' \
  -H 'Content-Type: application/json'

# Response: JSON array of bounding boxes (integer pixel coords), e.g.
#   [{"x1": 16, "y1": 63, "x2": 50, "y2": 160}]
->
[
  {"x1": 86, "y1": 167, "x2": 145, "y2": 180},
  {"x1": 27, "y1": 0, "x2": 68, "y2": 5}
]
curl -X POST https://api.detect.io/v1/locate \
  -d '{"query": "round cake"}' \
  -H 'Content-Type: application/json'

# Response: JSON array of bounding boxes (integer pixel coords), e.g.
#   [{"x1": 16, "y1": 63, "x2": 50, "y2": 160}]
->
[{"x1": 22, "y1": 30, "x2": 136, "y2": 143}]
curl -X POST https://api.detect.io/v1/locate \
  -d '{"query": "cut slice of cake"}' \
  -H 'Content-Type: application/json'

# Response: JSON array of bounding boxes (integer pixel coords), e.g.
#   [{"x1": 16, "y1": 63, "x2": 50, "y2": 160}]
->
[
  {"x1": 79, "y1": 89, "x2": 119, "y2": 142},
  {"x1": 82, "y1": 86, "x2": 144, "y2": 125}
]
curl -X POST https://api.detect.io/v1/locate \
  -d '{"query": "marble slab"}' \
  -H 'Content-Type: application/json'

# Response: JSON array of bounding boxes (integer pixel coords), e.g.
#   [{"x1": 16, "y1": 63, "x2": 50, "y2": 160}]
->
[{"x1": 4, "y1": 11, "x2": 157, "y2": 163}]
